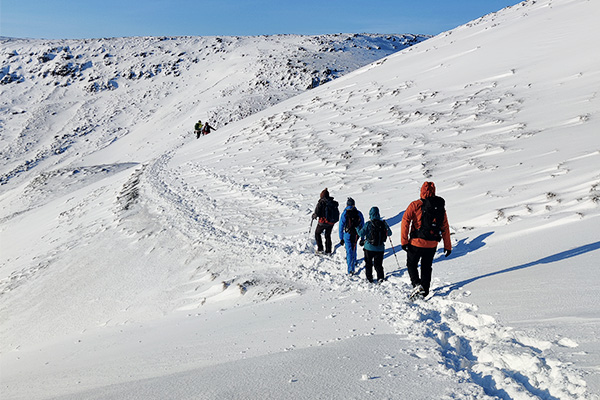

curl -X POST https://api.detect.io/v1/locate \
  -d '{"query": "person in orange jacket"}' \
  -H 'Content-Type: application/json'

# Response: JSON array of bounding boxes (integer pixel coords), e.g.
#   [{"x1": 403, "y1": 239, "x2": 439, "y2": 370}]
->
[{"x1": 401, "y1": 182, "x2": 452, "y2": 299}]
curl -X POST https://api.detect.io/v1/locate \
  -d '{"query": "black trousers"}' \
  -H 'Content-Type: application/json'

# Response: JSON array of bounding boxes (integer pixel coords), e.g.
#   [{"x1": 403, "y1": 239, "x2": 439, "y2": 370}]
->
[
  {"x1": 406, "y1": 245, "x2": 436, "y2": 296},
  {"x1": 363, "y1": 249, "x2": 385, "y2": 282},
  {"x1": 315, "y1": 223, "x2": 334, "y2": 253}
]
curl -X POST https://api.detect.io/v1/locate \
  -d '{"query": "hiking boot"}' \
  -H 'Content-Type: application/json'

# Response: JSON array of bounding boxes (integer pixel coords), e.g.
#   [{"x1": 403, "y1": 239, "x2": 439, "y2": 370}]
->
[{"x1": 409, "y1": 285, "x2": 425, "y2": 301}]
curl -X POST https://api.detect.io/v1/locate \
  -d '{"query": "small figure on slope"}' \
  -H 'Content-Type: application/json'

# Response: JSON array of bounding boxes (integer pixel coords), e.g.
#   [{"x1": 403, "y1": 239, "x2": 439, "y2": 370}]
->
[
  {"x1": 312, "y1": 188, "x2": 339, "y2": 254},
  {"x1": 357, "y1": 206, "x2": 392, "y2": 283},
  {"x1": 194, "y1": 120, "x2": 203, "y2": 139},
  {"x1": 338, "y1": 197, "x2": 365, "y2": 275},
  {"x1": 202, "y1": 121, "x2": 215, "y2": 135},
  {"x1": 401, "y1": 181, "x2": 452, "y2": 300}
]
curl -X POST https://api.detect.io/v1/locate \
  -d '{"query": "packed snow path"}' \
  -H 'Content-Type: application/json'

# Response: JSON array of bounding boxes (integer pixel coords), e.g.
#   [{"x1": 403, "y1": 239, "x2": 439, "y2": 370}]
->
[{"x1": 134, "y1": 143, "x2": 591, "y2": 399}]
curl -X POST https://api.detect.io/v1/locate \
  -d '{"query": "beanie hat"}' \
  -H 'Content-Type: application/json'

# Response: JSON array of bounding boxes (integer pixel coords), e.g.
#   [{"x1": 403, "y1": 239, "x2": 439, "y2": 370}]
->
[
  {"x1": 347, "y1": 197, "x2": 355, "y2": 206},
  {"x1": 320, "y1": 188, "x2": 329, "y2": 199}
]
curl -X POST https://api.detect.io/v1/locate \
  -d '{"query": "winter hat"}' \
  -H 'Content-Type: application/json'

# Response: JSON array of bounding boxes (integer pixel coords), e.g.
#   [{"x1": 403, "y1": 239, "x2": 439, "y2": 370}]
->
[
  {"x1": 420, "y1": 181, "x2": 436, "y2": 199},
  {"x1": 347, "y1": 197, "x2": 355, "y2": 206},
  {"x1": 320, "y1": 188, "x2": 329, "y2": 199}
]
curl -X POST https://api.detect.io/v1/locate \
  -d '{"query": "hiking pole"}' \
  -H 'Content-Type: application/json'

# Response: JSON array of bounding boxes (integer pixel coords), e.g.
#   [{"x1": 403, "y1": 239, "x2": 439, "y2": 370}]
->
[
  {"x1": 308, "y1": 217, "x2": 314, "y2": 236},
  {"x1": 386, "y1": 222, "x2": 402, "y2": 271}
]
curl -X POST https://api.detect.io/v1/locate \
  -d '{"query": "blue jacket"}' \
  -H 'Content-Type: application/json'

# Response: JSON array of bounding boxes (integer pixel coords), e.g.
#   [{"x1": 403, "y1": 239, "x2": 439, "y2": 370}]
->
[
  {"x1": 357, "y1": 207, "x2": 392, "y2": 252},
  {"x1": 339, "y1": 206, "x2": 365, "y2": 241}
]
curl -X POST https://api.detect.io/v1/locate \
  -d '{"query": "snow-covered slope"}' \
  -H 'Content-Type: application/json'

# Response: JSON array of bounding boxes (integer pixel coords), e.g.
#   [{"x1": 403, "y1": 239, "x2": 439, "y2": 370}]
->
[
  {"x1": 0, "y1": 33, "x2": 427, "y2": 193},
  {"x1": 2, "y1": 1, "x2": 600, "y2": 399}
]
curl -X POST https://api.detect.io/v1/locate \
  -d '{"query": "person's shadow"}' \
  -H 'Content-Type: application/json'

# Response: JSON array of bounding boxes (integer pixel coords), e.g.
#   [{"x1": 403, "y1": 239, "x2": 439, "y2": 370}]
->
[
  {"x1": 440, "y1": 231, "x2": 493, "y2": 261},
  {"x1": 435, "y1": 240, "x2": 600, "y2": 297},
  {"x1": 385, "y1": 210, "x2": 404, "y2": 229},
  {"x1": 354, "y1": 210, "x2": 494, "y2": 280},
  {"x1": 382, "y1": 212, "x2": 493, "y2": 279}
]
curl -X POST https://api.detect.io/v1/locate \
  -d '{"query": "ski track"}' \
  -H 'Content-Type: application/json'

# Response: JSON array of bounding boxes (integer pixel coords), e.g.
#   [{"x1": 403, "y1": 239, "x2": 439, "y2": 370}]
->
[{"x1": 137, "y1": 145, "x2": 591, "y2": 400}]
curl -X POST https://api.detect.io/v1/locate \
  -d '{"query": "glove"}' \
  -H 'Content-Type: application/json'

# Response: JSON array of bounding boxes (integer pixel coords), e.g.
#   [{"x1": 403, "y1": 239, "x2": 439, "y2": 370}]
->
[
  {"x1": 444, "y1": 249, "x2": 452, "y2": 257},
  {"x1": 402, "y1": 244, "x2": 409, "y2": 252},
  {"x1": 359, "y1": 239, "x2": 365, "y2": 247},
  {"x1": 339, "y1": 239, "x2": 345, "y2": 246},
  {"x1": 311, "y1": 213, "x2": 317, "y2": 220}
]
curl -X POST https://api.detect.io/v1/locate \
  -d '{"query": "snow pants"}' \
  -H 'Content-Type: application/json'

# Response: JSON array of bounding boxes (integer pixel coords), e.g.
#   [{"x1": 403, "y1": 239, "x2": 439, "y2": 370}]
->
[
  {"x1": 315, "y1": 223, "x2": 334, "y2": 253},
  {"x1": 363, "y1": 249, "x2": 384, "y2": 282},
  {"x1": 406, "y1": 245, "x2": 436, "y2": 296},
  {"x1": 343, "y1": 232, "x2": 359, "y2": 273}
]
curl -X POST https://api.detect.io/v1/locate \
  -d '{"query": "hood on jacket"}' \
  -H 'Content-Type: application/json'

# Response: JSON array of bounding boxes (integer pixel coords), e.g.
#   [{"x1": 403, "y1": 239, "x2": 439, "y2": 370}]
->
[
  {"x1": 420, "y1": 182, "x2": 436, "y2": 199},
  {"x1": 369, "y1": 206, "x2": 381, "y2": 220}
]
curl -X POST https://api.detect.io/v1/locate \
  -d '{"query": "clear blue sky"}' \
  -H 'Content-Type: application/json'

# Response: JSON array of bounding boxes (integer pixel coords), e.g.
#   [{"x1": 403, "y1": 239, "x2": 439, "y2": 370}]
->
[{"x1": 1, "y1": 0, "x2": 522, "y2": 39}]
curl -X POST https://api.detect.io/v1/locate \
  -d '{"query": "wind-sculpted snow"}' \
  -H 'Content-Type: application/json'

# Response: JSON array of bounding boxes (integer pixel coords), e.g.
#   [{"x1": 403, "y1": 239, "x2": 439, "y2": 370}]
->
[
  {"x1": 0, "y1": 33, "x2": 427, "y2": 189},
  {"x1": 89, "y1": 145, "x2": 587, "y2": 399},
  {"x1": 1, "y1": 1, "x2": 600, "y2": 399}
]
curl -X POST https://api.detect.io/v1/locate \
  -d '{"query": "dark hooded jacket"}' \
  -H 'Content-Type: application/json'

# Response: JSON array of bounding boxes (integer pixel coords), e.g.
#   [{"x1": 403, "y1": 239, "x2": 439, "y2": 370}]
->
[{"x1": 313, "y1": 188, "x2": 337, "y2": 226}]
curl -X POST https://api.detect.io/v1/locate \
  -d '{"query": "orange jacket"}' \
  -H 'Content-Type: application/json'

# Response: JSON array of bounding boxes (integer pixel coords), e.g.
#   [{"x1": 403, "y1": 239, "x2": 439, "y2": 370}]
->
[{"x1": 401, "y1": 182, "x2": 451, "y2": 250}]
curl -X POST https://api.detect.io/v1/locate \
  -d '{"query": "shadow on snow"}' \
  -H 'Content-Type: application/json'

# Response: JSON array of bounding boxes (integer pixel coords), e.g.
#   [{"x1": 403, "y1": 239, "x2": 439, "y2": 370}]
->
[
  {"x1": 435, "y1": 240, "x2": 600, "y2": 297},
  {"x1": 383, "y1": 227, "x2": 493, "y2": 280}
]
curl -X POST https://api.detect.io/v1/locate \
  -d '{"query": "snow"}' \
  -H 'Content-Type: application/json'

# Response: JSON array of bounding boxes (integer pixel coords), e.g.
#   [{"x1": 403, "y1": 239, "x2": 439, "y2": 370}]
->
[{"x1": 1, "y1": 1, "x2": 600, "y2": 399}]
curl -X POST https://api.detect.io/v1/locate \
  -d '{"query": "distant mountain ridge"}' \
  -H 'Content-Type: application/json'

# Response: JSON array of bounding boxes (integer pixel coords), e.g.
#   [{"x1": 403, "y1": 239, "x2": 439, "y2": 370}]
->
[{"x1": 0, "y1": 33, "x2": 428, "y2": 188}]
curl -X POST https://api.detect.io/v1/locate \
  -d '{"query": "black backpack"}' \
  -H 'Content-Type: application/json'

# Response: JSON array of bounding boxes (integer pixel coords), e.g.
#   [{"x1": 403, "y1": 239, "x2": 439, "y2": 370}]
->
[
  {"x1": 324, "y1": 198, "x2": 339, "y2": 223},
  {"x1": 367, "y1": 219, "x2": 387, "y2": 246},
  {"x1": 344, "y1": 208, "x2": 360, "y2": 233},
  {"x1": 412, "y1": 196, "x2": 445, "y2": 242}
]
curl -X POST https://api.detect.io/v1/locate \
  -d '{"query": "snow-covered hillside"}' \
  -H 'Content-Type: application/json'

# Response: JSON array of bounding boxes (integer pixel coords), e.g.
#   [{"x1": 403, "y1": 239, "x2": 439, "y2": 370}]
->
[
  {"x1": 0, "y1": 33, "x2": 427, "y2": 192},
  {"x1": 1, "y1": 1, "x2": 600, "y2": 399}
]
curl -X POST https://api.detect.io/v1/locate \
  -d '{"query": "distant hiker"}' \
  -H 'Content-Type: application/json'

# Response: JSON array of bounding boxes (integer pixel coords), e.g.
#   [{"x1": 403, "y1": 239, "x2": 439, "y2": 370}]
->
[
  {"x1": 339, "y1": 197, "x2": 365, "y2": 275},
  {"x1": 194, "y1": 120, "x2": 203, "y2": 139},
  {"x1": 357, "y1": 206, "x2": 392, "y2": 283},
  {"x1": 401, "y1": 182, "x2": 452, "y2": 300},
  {"x1": 202, "y1": 121, "x2": 215, "y2": 135},
  {"x1": 312, "y1": 188, "x2": 339, "y2": 254}
]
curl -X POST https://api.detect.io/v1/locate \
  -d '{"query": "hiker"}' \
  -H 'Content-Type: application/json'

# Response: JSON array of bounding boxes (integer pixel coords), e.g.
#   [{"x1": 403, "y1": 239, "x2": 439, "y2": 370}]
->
[
  {"x1": 339, "y1": 197, "x2": 364, "y2": 275},
  {"x1": 312, "y1": 188, "x2": 339, "y2": 254},
  {"x1": 357, "y1": 206, "x2": 392, "y2": 283},
  {"x1": 194, "y1": 120, "x2": 203, "y2": 139},
  {"x1": 401, "y1": 182, "x2": 452, "y2": 300},
  {"x1": 202, "y1": 121, "x2": 215, "y2": 135}
]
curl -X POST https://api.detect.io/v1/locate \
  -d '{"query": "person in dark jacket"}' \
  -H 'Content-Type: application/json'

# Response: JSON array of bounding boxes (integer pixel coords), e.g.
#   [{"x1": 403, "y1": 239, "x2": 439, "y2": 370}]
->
[
  {"x1": 401, "y1": 182, "x2": 452, "y2": 299},
  {"x1": 202, "y1": 121, "x2": 215, "y2": 135},
  {"x1": 312, "y1": 188, "x2": 338, "y2": 254},
  {"x1": 338, "y1": 197, "x2": 364, "y2": 275},
  {"x1": 357, "y1": 206, "x2": 392, "y2": 283}
]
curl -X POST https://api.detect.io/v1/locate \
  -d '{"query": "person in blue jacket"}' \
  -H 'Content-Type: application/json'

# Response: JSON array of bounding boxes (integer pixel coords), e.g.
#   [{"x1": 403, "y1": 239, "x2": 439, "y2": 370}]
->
[
  {"x1": 338, "y1": 198, "x2": 364, "y2": 275},
  {"x1": 357, "y1": 206, "x2": 392, "y2": 283}
]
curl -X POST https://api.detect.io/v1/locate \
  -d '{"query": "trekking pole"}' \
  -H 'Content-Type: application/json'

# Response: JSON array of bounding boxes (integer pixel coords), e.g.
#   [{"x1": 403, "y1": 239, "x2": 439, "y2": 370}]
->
[
  {"x1": 386, "y1": 222, "x2": 402, "y2": 270},
  {"x1": 308, "y1": 218, "x2": 314, "y2": 236}
]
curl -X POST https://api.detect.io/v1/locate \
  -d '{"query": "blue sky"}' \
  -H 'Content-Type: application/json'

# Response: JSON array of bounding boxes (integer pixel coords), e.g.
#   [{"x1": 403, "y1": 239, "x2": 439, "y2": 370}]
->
[{"x1": 1, "y1": 0, "x2": 522, "y2": 39}]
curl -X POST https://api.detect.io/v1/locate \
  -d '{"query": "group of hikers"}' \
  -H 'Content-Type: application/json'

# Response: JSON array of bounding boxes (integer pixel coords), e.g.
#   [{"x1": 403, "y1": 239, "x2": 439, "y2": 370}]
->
[
  {"x1": 312, "y1": 182, "x2": 452, "y2": 300},
  {"x1": 194, "y1": 120, "x2": 215, "y2": 139}
]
